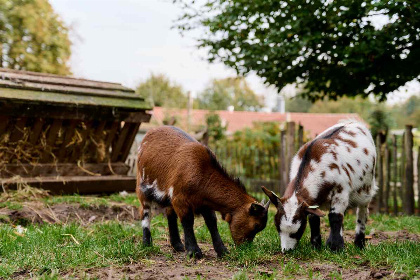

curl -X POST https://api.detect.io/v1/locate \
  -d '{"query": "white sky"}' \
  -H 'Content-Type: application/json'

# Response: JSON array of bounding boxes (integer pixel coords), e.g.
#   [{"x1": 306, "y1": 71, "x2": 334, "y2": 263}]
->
[{"x1": 50, "y1": 0, "x2": 419, "y2": 108}]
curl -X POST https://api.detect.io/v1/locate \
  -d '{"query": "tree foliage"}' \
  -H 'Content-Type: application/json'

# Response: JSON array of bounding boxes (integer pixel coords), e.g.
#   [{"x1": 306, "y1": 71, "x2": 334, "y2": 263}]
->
[
  {"x1": 136, "y1": 73, "x2": 188, "y2": 108},
  {"x1": 196, "y1": 77, "x2": 263, "y2": 111},
  {"x1": 176, "y1": 0, "x2": 420, "y2": 101},
  {"x1": 0, "y1": 0, "x2": 72, "y2": 75},
  {"x1": 205, "y1": 112, "x2": 226, "y2": 144}
]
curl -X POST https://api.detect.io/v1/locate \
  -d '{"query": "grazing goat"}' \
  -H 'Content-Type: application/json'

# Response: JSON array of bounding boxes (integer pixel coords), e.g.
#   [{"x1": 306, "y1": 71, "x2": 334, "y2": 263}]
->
[
  {"x1": 262, "y1": 121, "x2": 377, "y2": 252},
  {"x1": 137, "y1": 126, "x2": 269, "y2": 258}
]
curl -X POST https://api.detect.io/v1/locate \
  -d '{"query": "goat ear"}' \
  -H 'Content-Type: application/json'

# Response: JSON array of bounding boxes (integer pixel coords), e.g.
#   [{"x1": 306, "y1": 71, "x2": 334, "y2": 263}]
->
[
  {"x1": 222, "y1": 213, "x2": 232, "y2": 223},
  {"x1": 261, "y1": 186, "x2": 282, "y2": 208},
  {"x1": 249, "y1": 203, "x2": 265, "y2": 216},
  {"x1": 305, "y1": 205, "x2": 325, "y2": 217}
]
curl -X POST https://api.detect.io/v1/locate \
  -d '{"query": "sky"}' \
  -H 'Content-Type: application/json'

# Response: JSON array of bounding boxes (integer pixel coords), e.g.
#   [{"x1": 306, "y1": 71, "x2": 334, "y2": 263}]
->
[{"x1": 49, "y1": 0, "x2": 419, "y2": 108}]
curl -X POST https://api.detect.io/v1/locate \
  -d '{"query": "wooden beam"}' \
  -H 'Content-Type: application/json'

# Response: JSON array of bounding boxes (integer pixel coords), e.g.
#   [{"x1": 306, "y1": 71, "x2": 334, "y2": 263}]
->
[
  {"x1": 111, "y1": 122, "x2": 132, "y2": 162},
  {"x1": 1, "y1": 175, "x2": 136, "y2": 194},
  {"x1": 58, "y1": 120, "x2": 78, "y2": 162},
  {"x1": 9, "y1": 117, "x2": 27, "y2": 142},
  {"x1": 0, "y1": 101, "x2": 151, "y2": 123},
  {"x1": 0, "y1": 116, "x2": 9, "y2": 137},
  {"x1": 0, "y1": 163, "x2": 130, "y2": 178},
  {"x1": 119, "y1": 123, "x2": 140, "y2": 162},
  {"x1": 29, "y1": 118, "x2": 44, "y2": 145},
  {"x1": 40, "y1": 119, "x2": 63, "y2": 162}
]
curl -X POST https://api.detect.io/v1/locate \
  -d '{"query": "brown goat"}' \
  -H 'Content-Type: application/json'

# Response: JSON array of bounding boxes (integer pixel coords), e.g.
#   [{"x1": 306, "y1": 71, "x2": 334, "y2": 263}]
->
[{"x1": 136, "y1": 126, "x2": 269, "y2": 258}]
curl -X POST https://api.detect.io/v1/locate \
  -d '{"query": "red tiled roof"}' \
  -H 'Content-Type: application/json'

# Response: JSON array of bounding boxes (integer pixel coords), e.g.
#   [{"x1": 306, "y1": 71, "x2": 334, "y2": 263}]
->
[{"x1": 144, "y1": 107, "x2": 364, "y2": 138}]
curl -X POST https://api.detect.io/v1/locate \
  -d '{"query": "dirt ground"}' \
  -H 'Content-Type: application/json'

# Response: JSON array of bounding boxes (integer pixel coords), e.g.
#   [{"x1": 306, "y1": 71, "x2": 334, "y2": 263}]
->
[{"x1": 1, "y1": 202, "x2": 418, "y2": 280}]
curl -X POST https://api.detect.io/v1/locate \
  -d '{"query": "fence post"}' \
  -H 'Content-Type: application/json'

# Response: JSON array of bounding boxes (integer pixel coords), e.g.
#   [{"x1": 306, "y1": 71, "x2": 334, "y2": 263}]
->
[
  {"x1": 298, "y1": 124, "x2": 304, "y2": 150},
  {"x1": 375, "y1": 133, "x2": 384, "y2": 213},
  {"x1": 384, "y1": 144, "x2": 390, "y2": 214},
  {"x1": 404, "y1": 125, "x2": 415, "y2": 215},
  {"x1": 418, "y1": 146, "x2": 420, "y2": 214},
  {"x1": 286, "y1": 122, "x2": 296, "y2": 183},
  {"x1": 279, "y1": 130, "x2": 287, "y2": 195},
  {"x1": 400, "y1": 132, "x2": 405, "y2": 206},
  {"x1": 392, "y1": 135, "x2": 398, "y2": 215}
]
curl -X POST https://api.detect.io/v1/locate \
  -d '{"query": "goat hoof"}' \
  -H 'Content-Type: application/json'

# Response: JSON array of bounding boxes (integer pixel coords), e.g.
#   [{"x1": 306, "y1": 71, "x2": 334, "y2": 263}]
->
[
  {"x1": 142, "y1": 239, "x2": 152, "y2": 247},
  {"x1": 311, "y1": 235, "x2": 322, "y2": 249},
  {"x1": 187, "y1": 249, "x2": 203, "y2": 259},
  {"x1": 216, "y1": 247, "x2": 229, "y2": 258},
  {"x1": 354, "y1": 233, "x2": 366, "y2": 249},
  {"x1": 327, "y1": 237, "x2": 344, "y2": 251},
  {"x1": 172, "y1": 243, "x2": 185, "y2": 252}
]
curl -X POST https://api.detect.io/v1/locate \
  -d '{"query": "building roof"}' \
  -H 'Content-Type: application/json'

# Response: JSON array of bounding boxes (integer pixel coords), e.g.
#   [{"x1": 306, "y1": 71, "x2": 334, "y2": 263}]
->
[
  {"x1": 144, "y1": 107, "x2": 364, "y2": 138},
  {"x1": 0, "y1": 67, "x2": 152, "y2": 110}
]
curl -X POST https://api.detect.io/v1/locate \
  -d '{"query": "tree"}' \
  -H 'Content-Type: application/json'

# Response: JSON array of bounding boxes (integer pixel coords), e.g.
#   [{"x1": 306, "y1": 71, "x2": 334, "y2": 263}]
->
[
  {"x1": 0, "y1": 0, "x2": 71, "y2": 75},
  {"x1": 196, "y1": 77, "x2": 263, "y2": 111},
  {"x1": 136, "y1": 73, "x2": 188, "y2": 108},
  {"x1": 205, "y1": 112, "x2": 226, "y2": 144},
  {"x1": 176, "y1": 0, "x2": 420, "y2": 101},
  {"x1": 309, "y1": 96, "x2": 375, "y2": 120},
  {"x1": 285, "y1": 96, "x2": 313, "y2": 112}
]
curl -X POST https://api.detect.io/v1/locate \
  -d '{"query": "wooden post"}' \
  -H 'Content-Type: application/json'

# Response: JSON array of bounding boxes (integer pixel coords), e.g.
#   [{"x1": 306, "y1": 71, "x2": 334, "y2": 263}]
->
[
  {"x1": 418, "y1": 146, "x2": 420, "y2": 214},
  {"x1": 400, "y1": 132, "x2": 405, "y2": 206},
  {"x1": 286, "y1": 122, "x2": 296, "y2": 183},
  {"x1": 298, "y1": 124, "x2": 304, "y2": 151},
  {"x1": 392, "y1": 135, "x2": 398, "y2": 215},
  {"x1": 279, "y1": 130, "x2": 287, "y2": 195},
  {"x1": 384, "y1": 144, "x2": 391, "y2": 214},
  {"x1": 375, "y1": 133, "x2": 384, "y2": 213},
  {"x1": 404, "y1": 125, "x2": 415, "y2": 215}
]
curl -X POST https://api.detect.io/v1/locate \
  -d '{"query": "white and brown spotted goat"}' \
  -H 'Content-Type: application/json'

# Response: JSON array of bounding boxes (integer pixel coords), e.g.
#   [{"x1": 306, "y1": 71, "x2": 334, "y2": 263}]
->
[
  {"x1": 137, "y1": 126, "x2": 269, "y2": 259},
  {"x1": 263, "y1": 121, "x2": 377, "y2": 252}
]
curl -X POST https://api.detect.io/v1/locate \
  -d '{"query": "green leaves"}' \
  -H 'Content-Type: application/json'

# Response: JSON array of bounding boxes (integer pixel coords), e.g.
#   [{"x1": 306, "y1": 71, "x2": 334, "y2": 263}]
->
[
  {"x1": 175, "y1": 0, "x2": 420, "y2": 101},
  {"x1": 0, "y1": 0, "x2": 71, "y2": 75}
]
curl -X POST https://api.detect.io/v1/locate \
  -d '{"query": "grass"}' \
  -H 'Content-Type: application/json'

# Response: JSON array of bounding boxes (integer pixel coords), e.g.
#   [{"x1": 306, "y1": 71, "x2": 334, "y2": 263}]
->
[{"x1": 0, "y1": 191, "x2": 419, "y2": 279}]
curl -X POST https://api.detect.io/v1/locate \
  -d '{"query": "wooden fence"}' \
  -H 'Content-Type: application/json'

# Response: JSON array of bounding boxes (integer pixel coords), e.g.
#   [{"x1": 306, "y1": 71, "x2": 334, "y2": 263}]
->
[
  {"x1": 212, "y1": 122, "x2": 419, "y2": 215},
  {"x1": 375, "y1": 125, "x2": 419, "y2": 215},
  {"x1": 127, "y1": 122, "x2": 419, "y2": 215}
]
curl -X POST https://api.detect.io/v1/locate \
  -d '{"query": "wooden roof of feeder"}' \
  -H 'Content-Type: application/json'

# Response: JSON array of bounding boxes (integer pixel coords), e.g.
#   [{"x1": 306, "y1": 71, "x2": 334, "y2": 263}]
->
[{"x1": 0, "y1": 68, "x2": 152, "y2": 194}]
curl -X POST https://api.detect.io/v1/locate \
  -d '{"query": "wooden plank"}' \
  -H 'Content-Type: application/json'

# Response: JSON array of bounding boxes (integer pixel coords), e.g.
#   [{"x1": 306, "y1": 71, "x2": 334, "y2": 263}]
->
[
  {"x1": 400, "y1": 133, "x2": 405, "y2": 206},
  {"x1": 58, "y1": 120, "x2": 78, "y2": 162},
  {"x1": 0, "y1": 163, "x2": 130, "y2": 178},
  {"x1": 0, "y1": 79, "x2": 139, "y2": 99},
  {"x1": 0, "y1": 69, "x2": 134, "y2": 92},
  {"x1": 404, "y1": 125, "x2": 414, "y2": 215},
  {"x1": 9, "y1": 117, "x2": 27, "y2": 142},
  {"x1": 70, "y1": 121, "x2": 92, "y2": 163},
  {"x1": 286, "y1": 122, "x2": 296, "y2": 184},
  {"x1": 375, "y1": 133, "x2": 384, "y2": 213},
  {"x1": 111, "y1": 122, "x2": 132, "y2": 162},
  {"x1": 29, "y1": 118, "x2": 44, "y2": 145},
  {"x1": 104, "y1": 122, "x2": 120, "y2": 162},
  {"x1": 279, "y1": 130, "x2": 287, "y2": 196},
  {"x1": 384, "y1": 144, "x2": 390, "y2": 214},
  {"x1": 0, "y1": 115, "x2": 9, "y2": 137},
  {"x1": 0, "y1": 101, "x2": 150, "y2": 122},
  {"x1": 0, "y1": 175, "x2": 136, "y2": 194},
  {"x1": 118, "y1": 123, "x2": 140, "y2": 162},
  {"x1": 297, "y1": 124, "x2": 304, "y2": 150},
  {"x1": 40, "y1": 119, "x2": 63, "y2": 163},
  {"x1": 392, "y1": 135, "x2": 398, "y2": 215},
  {"x1": 417, "y1": 146, "x2": 420, "y2": 214}
]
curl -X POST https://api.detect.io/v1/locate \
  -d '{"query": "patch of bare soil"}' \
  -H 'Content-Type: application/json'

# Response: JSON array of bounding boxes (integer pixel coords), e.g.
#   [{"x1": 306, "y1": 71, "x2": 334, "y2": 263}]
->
[
  {"x1": 0, "y1": 202, "x2": 139, "y2": 225},
  {"x1": 342, "y1": 229, "x2": 420, "y2": 245}
]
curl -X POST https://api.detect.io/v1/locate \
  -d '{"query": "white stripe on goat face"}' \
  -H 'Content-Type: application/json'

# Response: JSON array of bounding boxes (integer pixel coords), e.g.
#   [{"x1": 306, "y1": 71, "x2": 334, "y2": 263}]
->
[{"x1": 279, "y1": 193, "x2": 301, "y2": 251}]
